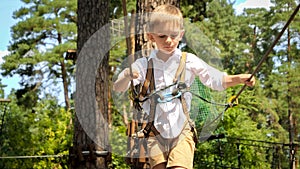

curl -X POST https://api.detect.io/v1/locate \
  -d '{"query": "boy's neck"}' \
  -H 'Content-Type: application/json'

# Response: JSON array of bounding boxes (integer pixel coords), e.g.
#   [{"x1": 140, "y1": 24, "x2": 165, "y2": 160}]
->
[{"x1": 157, "y1": 50, "x2": 173, "y2": 62}]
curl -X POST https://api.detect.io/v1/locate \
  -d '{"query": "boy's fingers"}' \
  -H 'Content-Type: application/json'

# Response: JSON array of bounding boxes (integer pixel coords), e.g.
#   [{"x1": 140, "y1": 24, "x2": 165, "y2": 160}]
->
[
  {"x1": 125, "y1": 68, "x2": 139, "y2": 79},
  {"x1": 131, "y1": 72, "x2": 139, "y2": 79},
  {"x1": 245, "y1": 77, "x2": 255, "y2": 86}
]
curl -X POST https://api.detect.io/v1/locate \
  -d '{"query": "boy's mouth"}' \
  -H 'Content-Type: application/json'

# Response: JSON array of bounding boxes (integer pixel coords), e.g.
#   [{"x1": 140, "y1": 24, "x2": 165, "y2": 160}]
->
[{"x1": 164, "y1": 45, "x2": 174, "y2": 49}]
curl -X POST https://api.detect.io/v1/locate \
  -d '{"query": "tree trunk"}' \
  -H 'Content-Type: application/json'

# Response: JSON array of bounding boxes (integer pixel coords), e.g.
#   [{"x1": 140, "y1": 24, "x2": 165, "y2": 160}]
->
[
  {"x1": 61, "y1": 60, "x2": 71, "y2": 110},
  {"x1": 287, "y1": 25, "x2": 297, "y2": 169},
  {"x1": 71, "y1": 0, "x2": 110, "y2": 168},
  {"x1": 57, "y1": 32, "x2": 71, "y2": 111}
]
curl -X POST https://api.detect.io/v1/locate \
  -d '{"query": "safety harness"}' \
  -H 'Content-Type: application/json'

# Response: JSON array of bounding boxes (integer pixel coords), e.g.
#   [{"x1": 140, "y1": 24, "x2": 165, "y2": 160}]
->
[
  {"x1": 131, "y1": 52, "x2": 198, "y2": 143},
  {"x1": 125, "y1": 52, "x2": 199, "y2": 167}
]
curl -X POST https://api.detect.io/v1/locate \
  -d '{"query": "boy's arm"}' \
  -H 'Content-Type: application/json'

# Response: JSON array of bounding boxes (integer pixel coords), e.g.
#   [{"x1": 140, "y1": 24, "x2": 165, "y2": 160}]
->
[
  {"x1": 113, "y1": 68, "x2": 139, "y2": 92},
  {"x1": 222, "y1": 74, "x2": 255, "y2": 89}
]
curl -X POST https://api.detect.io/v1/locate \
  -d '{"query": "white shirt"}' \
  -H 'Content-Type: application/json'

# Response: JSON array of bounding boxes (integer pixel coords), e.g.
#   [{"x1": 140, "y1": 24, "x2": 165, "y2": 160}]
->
[{"x1": 118, "y1": 48, "x2": 226, "y2": 138}]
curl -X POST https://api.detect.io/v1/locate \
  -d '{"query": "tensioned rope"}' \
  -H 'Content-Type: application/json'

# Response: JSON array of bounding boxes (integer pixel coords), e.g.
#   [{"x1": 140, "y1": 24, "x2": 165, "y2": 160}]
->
[{"x1": 0, "y1": 154, "x2": 66, "y2": 159}]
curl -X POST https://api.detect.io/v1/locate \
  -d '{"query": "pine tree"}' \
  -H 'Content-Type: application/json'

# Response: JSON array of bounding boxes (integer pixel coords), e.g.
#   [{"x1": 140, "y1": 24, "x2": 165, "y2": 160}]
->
[{"x1": 1, "y1": 0, "x2": 77, "y2": 110}]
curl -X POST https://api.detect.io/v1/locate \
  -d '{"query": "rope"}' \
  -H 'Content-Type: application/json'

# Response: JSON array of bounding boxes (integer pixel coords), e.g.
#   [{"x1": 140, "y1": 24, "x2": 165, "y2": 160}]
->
[
  {"x1": 188, "y1": 90, "x2": 236, "y2": 107},
  {"x1": 0, "y1": 154, "x2": 66, "y2": 159}
]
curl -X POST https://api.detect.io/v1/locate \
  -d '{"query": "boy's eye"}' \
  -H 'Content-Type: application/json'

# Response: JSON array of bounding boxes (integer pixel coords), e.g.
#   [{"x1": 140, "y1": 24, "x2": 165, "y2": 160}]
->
[
  {"x1": 158, "y1": 35, "x2": 167, "y2": 38},
  {"x1": 157, "y1": 34, "x2": 179, "y2": 39},
  {"x1": 170, "y1": 34, "x2": 179, "y2": 38}
]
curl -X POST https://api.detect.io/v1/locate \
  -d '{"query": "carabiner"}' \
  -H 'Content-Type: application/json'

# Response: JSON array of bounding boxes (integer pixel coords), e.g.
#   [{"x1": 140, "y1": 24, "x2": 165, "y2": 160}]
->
[{"x1": 157, "y1": 91, "x2": 182, "y2": 103}]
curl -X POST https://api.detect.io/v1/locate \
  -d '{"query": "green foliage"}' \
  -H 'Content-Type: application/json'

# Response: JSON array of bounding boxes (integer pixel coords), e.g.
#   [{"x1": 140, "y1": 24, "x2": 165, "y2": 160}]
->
[
  {"x1": 0, "y1": 94, "x2": 72, "y2": 168},
  {"x1": 15, "y1": 85, "x2": 39, "y2": 109},
  {"x1": 181, "y1": 0, "x2": 213, "y2": 22},
  {"x1": 108, "y1": 125, "x2": 130, "y2": 169}
]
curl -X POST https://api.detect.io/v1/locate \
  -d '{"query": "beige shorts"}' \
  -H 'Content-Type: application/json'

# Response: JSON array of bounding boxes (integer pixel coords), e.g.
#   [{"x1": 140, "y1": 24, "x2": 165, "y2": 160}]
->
[{"x1": 147, "y1": 126, "x2": 195, "y2": 169}]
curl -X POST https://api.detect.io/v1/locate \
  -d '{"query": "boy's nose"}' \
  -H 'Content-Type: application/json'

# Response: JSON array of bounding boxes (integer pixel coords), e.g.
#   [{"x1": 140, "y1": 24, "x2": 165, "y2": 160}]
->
[{"x1": 166, "y1": 36, "x2": 172, "y2": 43}]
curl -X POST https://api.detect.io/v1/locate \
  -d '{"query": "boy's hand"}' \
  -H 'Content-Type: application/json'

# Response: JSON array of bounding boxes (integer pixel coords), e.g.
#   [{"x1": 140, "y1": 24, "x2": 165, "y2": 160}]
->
[
  {"x1": 124, "y1": 68, "x2": 139, "y2": 80},
  {"x1": 223, "y1": 74, "x2": 256, "y2": 89},
  {"x1": 240, "y1": 74, "x2": 255, "y2": 87},
  {"x1": 113, "y1": 68, "x2": 139, "y2": 92}
]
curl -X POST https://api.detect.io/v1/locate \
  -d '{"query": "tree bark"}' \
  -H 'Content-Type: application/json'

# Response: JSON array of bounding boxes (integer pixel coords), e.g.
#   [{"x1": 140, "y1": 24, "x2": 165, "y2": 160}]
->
[
  {"x1": 71, "y1": 0, "x2": 110, "y2": 168},
  {"x1": 57, "y1": 32, "x2": 71, "y2": 111}
]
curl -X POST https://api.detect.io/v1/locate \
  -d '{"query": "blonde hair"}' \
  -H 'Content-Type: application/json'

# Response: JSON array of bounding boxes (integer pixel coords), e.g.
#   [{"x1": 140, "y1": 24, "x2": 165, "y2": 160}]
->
[{"x1": 148, "y1": 4, "x2": 184, "y2": 33}]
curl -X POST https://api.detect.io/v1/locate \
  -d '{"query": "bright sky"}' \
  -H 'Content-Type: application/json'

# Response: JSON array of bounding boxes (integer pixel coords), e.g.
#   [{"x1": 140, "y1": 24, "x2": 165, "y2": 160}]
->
[
  {"x1": 233, "y1": 0, "x2": 274, "y2": 14},
  {"x1": 0, "y1": 0, "x2": 273, "y2": 96},
  {"x1": 0, "y1": 1, "x2": 23, "y2": 55}
]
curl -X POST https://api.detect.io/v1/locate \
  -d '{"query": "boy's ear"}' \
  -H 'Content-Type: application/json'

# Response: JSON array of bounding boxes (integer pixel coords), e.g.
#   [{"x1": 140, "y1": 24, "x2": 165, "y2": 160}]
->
[
  {"x1": 179, "y1": 30, "x2": 185, "y2": 40},
  {"x1": 147, "y1": 33, "x2": 155, "y2": 42}
]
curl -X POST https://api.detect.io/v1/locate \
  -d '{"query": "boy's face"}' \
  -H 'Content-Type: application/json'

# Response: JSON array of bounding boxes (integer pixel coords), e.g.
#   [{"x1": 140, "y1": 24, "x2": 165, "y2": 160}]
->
[{"x1": 148, "y1": 23, "x2": 184, "y2": 55}]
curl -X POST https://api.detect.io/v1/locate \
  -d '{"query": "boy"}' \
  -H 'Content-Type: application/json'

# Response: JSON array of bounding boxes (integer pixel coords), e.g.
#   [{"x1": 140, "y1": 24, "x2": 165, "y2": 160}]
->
[{"x1": 113, "y1": 4, "x2": 255, "y2": 169}]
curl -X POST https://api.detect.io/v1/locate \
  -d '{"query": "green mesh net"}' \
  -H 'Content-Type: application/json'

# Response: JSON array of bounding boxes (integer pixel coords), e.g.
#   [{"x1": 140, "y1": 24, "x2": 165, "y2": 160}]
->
[{"x1": 190, "y1": 77, "x2": 225, "y2": 138}]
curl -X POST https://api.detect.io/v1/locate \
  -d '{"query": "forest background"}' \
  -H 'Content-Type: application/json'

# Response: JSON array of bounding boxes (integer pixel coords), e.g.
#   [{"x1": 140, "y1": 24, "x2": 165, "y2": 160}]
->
[{"x1": 0, "y1": 0, "x2": 299, "y2": 168}]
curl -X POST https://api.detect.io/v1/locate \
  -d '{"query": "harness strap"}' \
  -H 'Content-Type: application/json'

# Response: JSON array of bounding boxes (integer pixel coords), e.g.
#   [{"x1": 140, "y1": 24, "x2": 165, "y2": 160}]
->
[
  {"x1": 148, "y1": 59, "x2": 156, "y2": 124},
  {"x1": 177, "y1": 52, "x2": 198, "y2": 143},
  {"x1": 141, "y1": 59, "x2": 156, "y2": 137},
  {"x1": 138, "y1": 58, "x2": 168, "y2": 146},
  {"x1": 174, "y1": 52, "x2": 187, "y2": 83},
  {"x1": 180, "y1": 92, "x2": 198, "y2": 143},
  {"x1": 140, "y1": 58, "x2": 153, "y2": 98}
]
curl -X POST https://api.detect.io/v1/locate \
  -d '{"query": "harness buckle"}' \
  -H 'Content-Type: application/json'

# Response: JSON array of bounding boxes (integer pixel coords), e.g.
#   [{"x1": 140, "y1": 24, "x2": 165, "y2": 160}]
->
[
  {"x1": 227, "y1": 95, "x2": 238, "y2": 107},
  {"x1": 177, "y1": 82, "x2": 187, "y2": 89}
]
